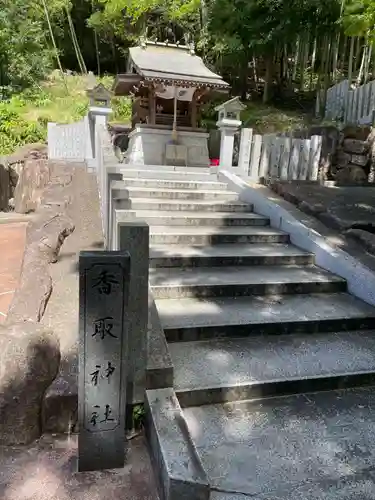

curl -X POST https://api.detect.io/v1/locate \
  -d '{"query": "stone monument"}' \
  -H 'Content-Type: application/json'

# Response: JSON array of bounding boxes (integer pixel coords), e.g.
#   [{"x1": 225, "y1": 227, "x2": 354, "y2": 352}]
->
[{"x1": 78, "y1": 251, "x2": 130, "y2": 472}]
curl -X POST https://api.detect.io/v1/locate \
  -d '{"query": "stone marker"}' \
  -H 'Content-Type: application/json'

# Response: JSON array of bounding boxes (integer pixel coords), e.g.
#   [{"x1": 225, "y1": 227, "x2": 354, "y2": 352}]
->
[
  {"x1": 117, "y1": 220, "x2": 149, "y2": 428},
  {"x1": 78, "y1": 251, "x2": 130, "y2": 472}
]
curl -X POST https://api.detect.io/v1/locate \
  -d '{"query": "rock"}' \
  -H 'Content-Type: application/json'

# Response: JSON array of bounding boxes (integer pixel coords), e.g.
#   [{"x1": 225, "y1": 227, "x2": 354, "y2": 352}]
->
[
  {"x1": 342, "y1": 125, "x2": 371, "y2": 142},
  {"x1": 343, "y1": 139, "x2": 368, "y2": 155},
  {"x1": 351, "y1": 154, "x2": 368, "y2": 167},
  {"x1": 7, "y1": 211, "x2": 75, "y2": 323},
  {"x1": 335, "y1": 165, "x2": 367, "y2": 186},
  {"x1": 335, "y1": 149, "x2": 351, "y2": 168},
  {"x1": 14, "y1": 159, "x2": 50, "y2": 213},
  {"x1": 0, "y1": 322, "x2": 60, "y2": 445}
]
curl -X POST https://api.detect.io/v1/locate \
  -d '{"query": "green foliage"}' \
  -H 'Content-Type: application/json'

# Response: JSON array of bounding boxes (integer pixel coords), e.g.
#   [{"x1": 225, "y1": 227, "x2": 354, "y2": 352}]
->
[
  {"x1": 0, "y1": 73, "x2": 131, "y2": 155},
  {"x1": 132, "y1": 404, "x2": 145, "y2": 430}
]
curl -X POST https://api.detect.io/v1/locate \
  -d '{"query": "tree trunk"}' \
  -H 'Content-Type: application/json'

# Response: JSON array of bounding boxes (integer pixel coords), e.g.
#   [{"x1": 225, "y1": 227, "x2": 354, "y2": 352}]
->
[
  {"x1": 310, "y1": 36, "x2": 317, "y2": 91},
  {"x1": 299, "y1": 34, "x2": 309, "y2": 91},
  {"x1": 348, "y1": 36, "x2": 355, "y2": 85},
  {"x1": 263, "y1": 52, "x2": 273, "y2": 103}
]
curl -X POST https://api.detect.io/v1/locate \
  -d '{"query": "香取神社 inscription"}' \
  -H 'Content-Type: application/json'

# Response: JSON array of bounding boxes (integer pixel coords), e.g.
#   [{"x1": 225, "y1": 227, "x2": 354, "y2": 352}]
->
[{"x1": 78, "y1": 251, "x2": 130, "y2": 472}]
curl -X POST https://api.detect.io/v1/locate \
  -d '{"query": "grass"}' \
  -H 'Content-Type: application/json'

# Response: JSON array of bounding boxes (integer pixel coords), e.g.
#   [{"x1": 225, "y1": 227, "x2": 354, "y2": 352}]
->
[{"x1": 0, "y1": 71, "x2": 131, "y2": 155}]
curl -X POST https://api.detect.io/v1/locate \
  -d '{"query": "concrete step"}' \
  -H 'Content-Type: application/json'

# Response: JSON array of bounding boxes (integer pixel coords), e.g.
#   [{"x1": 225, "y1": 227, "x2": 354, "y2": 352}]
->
[
  {"x1": 149, "y1": 243, "x2": 314, "y2": 268},
  {"x1": 120, "y1": 168, "x2": 214, "y2": 181},
  {"x1": 134, "y1": 211, "x2": 269, "y2": 228},
  {"x1": 149, "y1": 225, "x2": 289, "y2": 245},
  {"x1": 125, "y1": 186, "x2": 238, "y2": 201},
  {"x1": 126, "y1": 164, "x2": 212, "y2": 174},
  {"x1": 171, "y1": 330, "x2": 375, "y2": 407},
  {"x1": 157, "y1": 292, "x2": 375, "y2": 341},
  {"x1": 183, "y1": 387, "x2": 375, "y2": 498},
  {"x1": 122, "y1": 178, "x2": 228, "y2": 191},
  {"x1": 129, "y1": 199, "x2": 253, "y2": 213},
  {"x1": 150, "y1": 265, "x2": 347, "y2": 299}
]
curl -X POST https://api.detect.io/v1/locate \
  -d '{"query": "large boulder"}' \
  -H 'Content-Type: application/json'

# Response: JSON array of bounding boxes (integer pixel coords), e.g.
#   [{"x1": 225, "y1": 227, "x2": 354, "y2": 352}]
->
[
  {"x1": 0, "y1": 322, "x2": 60, "y2": 445},
  {"x1": 7, "y1": 211, "x2": 75, "y2": 323},
  {"x1": 335, "y1": 165, "x2": 367, "y2": 186},
  {"x1": 13, "y1": 159, "x2": 50, "y2": 214},
  {"x1": 343, "y1": 139, "x2": 369, "y2": 155}
]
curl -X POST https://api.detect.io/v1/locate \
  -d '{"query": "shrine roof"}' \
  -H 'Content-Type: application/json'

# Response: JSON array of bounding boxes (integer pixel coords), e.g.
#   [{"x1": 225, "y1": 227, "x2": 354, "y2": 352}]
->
[{"x1": 128, "y1": 42, "x2": 229, "y2": 89}]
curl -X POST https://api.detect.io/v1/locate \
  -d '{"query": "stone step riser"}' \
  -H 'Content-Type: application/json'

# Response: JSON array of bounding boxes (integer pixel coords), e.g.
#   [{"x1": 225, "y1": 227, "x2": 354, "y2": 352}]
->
[
  {"x1": 128, "y1": 189, "x2": 237, "y2": 201},
  {"x1": 151, "y1": 280, "x2": 347, "y2": 300},
  {"x1": 123, "y1": 178, "x2": 228, "y2": 191},
  {"x1": 164, "y1": 316, "x2": 375, "y2": 343},
  {"x1": 176, "y1": 372, "x2": 375, "y2": 408},
  {"x1": 130, "y1": 202, "x2": 254, "y2": 212},
  {"x1": 120, "y1": 170, "x2": 214, "y2": 181},
  {"x1": 149, "y1": 254, "x2": 315, "y2": 269},
  {"x1": 125, "y1": 164, "x2": 212, "y2": 173},
  {"x1": 141, "y1": 216, "x2": 269, "y2": 227},
  {"x1": 150, "y1": 233, "x2": 290, "y2": 245}
]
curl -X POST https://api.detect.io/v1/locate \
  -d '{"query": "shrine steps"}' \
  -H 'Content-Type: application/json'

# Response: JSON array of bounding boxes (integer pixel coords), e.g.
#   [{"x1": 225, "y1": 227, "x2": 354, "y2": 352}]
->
[
  {"x1": 119, "y1": 168, "x2": 214, "y2": 181},
  {"x1": 131, "y1": 167, "x2": 375, "y2": 500},
  {"x1": 125, "y1": 186, "x2": 238, "y2": 201}
]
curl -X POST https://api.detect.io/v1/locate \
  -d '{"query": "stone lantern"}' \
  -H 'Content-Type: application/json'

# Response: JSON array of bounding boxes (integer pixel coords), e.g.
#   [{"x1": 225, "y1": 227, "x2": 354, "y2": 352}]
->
[{"x1": 215, "y1": 97, "x2": 246, "y2": 170}]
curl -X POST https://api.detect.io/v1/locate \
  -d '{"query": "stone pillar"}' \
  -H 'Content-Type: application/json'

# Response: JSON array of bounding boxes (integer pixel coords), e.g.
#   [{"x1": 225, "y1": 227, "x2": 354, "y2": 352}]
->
[
  {"x1": 117, "y1": 220, "x2": 149, "y2": 429},
  {"x1": 216, "y1": 118, "x2": 241, "y2": 171},
  {"x1": 89, "y1": 105, "x2": 112, "y2": 168}
]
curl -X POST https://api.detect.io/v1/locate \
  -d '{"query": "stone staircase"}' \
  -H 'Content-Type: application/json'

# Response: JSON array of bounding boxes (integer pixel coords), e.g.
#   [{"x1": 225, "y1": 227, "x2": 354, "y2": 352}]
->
[{"x1": 120, "y1": 165, "x2": 375, "y2": 500}]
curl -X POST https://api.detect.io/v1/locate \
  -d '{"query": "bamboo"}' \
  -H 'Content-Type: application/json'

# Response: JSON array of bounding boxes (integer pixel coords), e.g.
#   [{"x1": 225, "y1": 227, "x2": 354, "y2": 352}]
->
[{"x1": 41, "y1": 0, "x2": 68, "y2": 92}]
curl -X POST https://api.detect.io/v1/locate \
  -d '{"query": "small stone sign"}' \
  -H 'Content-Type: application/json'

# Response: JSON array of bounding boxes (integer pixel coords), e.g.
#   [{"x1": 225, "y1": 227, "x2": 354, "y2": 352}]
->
[{"x1": 78, "y1": 251, "x2": 130, "y2": 472}]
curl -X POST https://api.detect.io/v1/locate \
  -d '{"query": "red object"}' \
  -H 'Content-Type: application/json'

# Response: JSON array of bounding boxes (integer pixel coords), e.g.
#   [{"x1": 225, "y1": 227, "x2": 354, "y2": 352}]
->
[{"x1": 210, "y1": 158, "x2": 220, "y2": 166}]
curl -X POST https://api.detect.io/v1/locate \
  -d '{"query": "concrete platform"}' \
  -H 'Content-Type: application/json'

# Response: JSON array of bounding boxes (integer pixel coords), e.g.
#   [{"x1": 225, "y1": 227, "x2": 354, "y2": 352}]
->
[
  {"x1": 169, "y1": 330, "x2": 375, "y2": 406},
  {"x1": 149, "y1": 243, "x2": 314, "y2": 268},
  {"x1": 150, "y1": 265, "x2": 346, "y2": 299},
  {"x1": 183, "y1": 387, "x2": 375, "y2": 499}
]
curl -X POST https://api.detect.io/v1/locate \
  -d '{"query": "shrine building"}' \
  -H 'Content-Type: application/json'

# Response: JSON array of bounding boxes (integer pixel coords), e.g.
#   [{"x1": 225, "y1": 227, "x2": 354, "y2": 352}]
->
[{"x1": 113, "y1": 39, "x2": 229, "y2": 167}]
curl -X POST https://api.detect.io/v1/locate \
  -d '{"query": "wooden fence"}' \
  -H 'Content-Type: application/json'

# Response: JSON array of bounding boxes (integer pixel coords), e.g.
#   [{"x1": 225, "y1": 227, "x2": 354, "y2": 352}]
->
[
  {"x1": 228, "y1": 128, "x2": 322, "y2": 182},
  {"x1": 323, "y1": 79, "x2": 375, "y2": 125}
]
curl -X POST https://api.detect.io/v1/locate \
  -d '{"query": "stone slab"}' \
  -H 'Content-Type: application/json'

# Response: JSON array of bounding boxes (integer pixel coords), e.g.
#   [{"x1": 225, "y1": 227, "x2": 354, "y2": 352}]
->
[
  {"x1": 118, "y1": 220, "x2": 149, "y2": 410},
  {"x1": 169, "y1": 330, "x2": 375, "y2": 405},
  {"x1": 150, "y1": 243, "x2": 314, "y2": 268},
  {"x1": 122, "y1": 177, "x2": 228, "y2": 191},
  {"x1": 150, "y1": 264, "x2": 346, "y2": 299},
  {"x1": 131, "y1": 210, "x2": 269, "y2": 227},
  {"x1": 156, "y1": 292, "x2": 375, "y2": 340},
  {"x1": 183, "y1": 387, "x2": 375, "y2": 498},
  {"x1": 129, "y1": 198, "x2": 254, "y2": 213},
  {"x1": 145, "y1": 388, "x2": 209, "y2": 500},
  {"x1": 146, "y1": 289, "x2": 173, "y2": 390},
  {"x1": 78, "y1": 251, "x2": 130, "y2": 472},
  {"x1": 125, "y1": 186, "x2": 238, "y2": 201}
]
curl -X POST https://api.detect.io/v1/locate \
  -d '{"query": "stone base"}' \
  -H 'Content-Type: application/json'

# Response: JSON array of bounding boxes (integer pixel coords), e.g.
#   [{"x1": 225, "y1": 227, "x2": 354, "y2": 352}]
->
[{"x1": 126, "y1": 125, "x2": 210, "y2": 167}]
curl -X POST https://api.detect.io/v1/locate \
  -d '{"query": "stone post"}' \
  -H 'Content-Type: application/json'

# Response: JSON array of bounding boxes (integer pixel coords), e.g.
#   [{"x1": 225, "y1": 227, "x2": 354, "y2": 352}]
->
[
  {"x1": 78, "y1": 251, "x2": 131, "y2": 472},
  {"x1": 117, "y1": 220, "x2": 149, "y2": 429}
]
